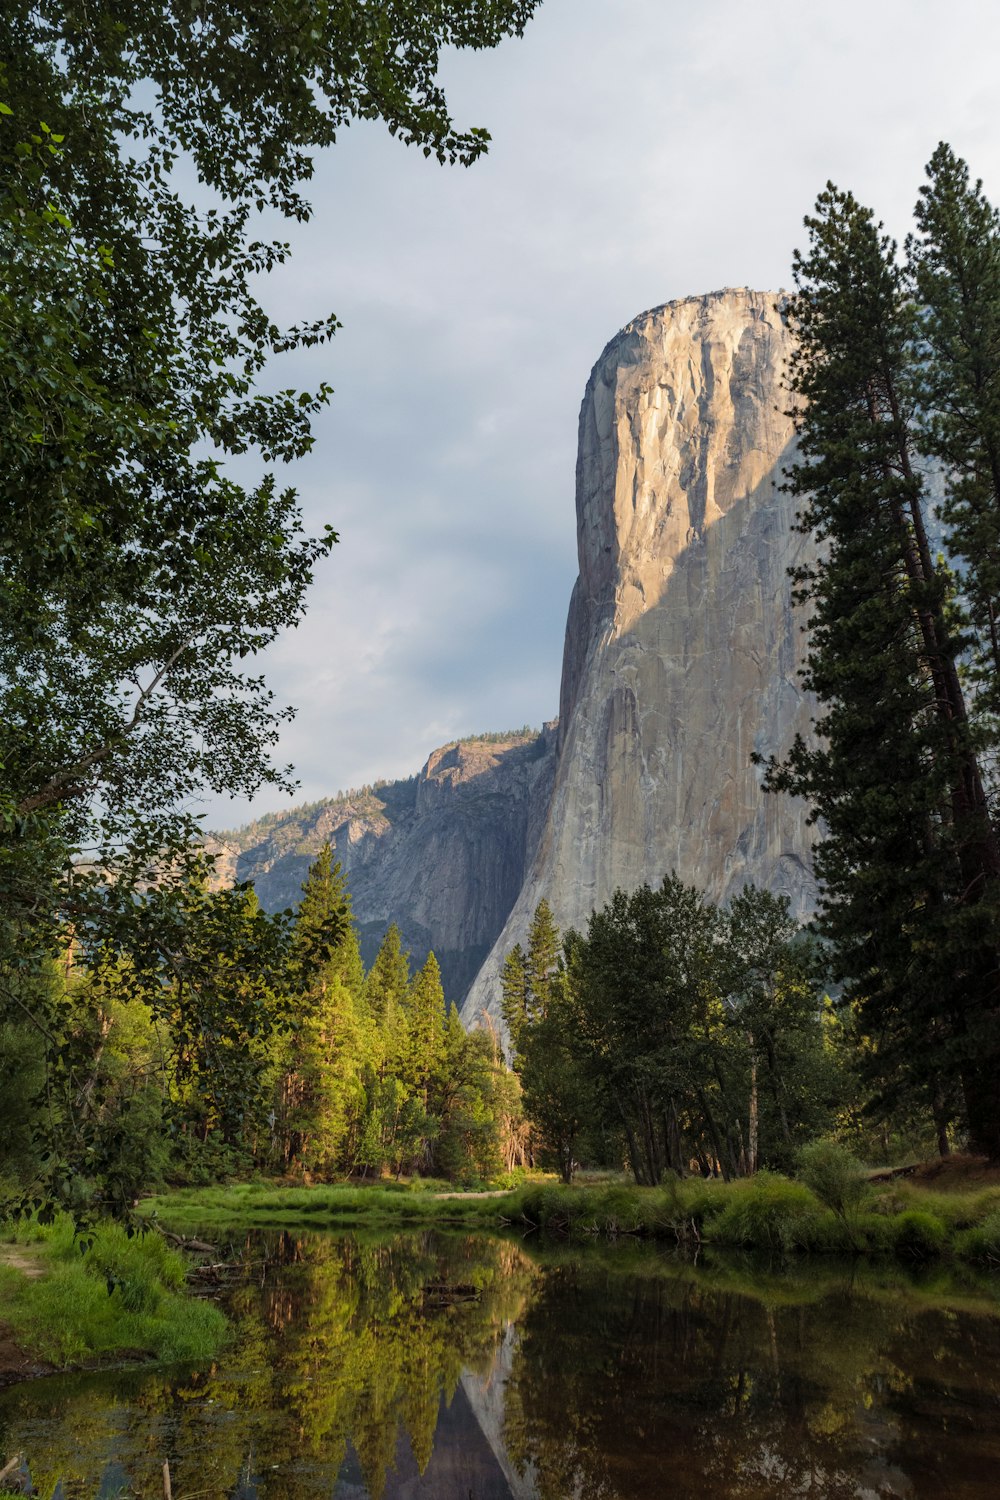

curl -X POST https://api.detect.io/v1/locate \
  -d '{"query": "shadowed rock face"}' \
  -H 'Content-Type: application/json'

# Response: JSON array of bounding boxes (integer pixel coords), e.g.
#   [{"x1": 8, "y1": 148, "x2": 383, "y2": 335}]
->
[
  {"x1": 211, "y1": 729, "x2": 556, "y2": 1006},
  {"x1": 461, "y1": 288, "x2": 819, "y2": 1030}
]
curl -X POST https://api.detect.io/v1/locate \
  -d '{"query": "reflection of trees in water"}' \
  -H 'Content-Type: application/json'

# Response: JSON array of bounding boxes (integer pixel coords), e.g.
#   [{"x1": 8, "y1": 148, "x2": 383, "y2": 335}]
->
[
  {"x1": 0, "y1": 1231, "x2": 536, "y2": 1499},
  {"x1": 5, "y1": 1241, "x2": 1000, "y2": 1499},
  {"x1": 501, "y1": 1260, "x2": 1000, "y2": 1500}
]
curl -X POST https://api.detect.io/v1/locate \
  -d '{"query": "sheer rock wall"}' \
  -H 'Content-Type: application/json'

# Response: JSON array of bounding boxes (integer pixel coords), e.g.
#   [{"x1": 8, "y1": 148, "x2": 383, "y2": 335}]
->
[{"x1": 461, "y1": 288, "x2": 819, "y2": 1029}]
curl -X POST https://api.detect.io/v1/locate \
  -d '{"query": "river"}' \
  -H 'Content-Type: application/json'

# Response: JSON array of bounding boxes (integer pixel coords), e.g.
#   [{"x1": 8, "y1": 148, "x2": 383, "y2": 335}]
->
[{"x1": 2, "y1": 1229, "x2": 1000, "y2": 1498}]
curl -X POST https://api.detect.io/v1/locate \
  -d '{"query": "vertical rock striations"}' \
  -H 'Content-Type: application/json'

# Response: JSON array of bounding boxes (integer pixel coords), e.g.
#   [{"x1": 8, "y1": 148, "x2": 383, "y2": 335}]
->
[{"x1": 462, "y1": 288, "x2": 818, "y2": 1029}]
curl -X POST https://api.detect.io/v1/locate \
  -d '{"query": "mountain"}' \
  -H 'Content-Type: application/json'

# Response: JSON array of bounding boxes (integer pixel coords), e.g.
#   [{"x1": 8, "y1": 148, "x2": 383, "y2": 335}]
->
[
  {"x1": 220, "y1": 288, "x2": 818, "y2": 1023},
  {"x1": 210, "y1": 728, "x2": 556, "y2": 1006},
  {"x1": 460, "y1": 288, "x2": 819, "y2": 1028}
]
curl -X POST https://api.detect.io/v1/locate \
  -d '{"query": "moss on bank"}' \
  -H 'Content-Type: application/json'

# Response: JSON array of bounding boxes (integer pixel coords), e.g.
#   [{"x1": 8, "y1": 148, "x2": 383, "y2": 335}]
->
[
  {"x1": 0, "y1": 1215, "x2": 228, "y2": 1368},
  {"x1": 143, "y1": 1172, "x2": 1000, "y2": 1267}
]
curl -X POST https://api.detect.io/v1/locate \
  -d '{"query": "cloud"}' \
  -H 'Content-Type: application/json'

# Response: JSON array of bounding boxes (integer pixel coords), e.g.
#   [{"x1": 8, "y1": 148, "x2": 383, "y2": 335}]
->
[{"x1": 199, "y1": 0, "x2": 1000, "y2": 829}]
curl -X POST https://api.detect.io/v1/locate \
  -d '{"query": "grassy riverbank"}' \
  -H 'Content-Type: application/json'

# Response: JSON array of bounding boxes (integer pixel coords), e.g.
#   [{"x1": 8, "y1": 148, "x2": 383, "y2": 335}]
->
[
  {"x1": 143, "y1": 1170, "x2": 1000, "y2": 1266},
  {"x1": 0, "y1": 1215, "x2": 228, "y2": 1370}
]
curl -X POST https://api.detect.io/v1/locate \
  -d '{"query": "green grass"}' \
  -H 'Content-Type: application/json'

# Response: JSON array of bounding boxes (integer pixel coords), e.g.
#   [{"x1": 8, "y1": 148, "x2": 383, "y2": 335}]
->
[
  {"x1": 142, "y1": 1172, "x2": 1000, "y2": 1268},
  {"x1": 0, "y1": 1214, "x2": 228, "y2": 1367}
]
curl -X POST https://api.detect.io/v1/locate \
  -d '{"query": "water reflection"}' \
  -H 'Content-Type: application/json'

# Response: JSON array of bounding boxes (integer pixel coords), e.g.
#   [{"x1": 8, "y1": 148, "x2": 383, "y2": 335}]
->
[{"x1": 1, "y1": 1232, "x2": 1000, "y2": 1498}]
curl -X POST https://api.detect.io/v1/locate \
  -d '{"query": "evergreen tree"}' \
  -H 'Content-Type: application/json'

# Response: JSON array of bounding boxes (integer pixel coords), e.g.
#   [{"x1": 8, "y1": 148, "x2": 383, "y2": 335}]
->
[
  {"x1": 525, "y1": 900, "x2": 561, "y2": 1016},
  {"x1": 502, "y1": 901, "x2": 589, "y2": 1182},
  {"x1": 434, "y1": 1010, "x2": 508, "y2": 1184},
  {"x1": 365, "y1": 924, "x2": 411, "y2": 1032},
  {"x1": 770, "y1": 181, "x2": 1000, "y2": 1155},
  {"x1": 275, "y1": 846, "x2": 366, "y2": 1177},
  {"x1": 500, "y1": 943, "x2": 529, "y2": 1055},
  {"x1": 402, "y1": 953, "x2": 446, "y2": 1108},
  {"x1": 909, "y1": 143, "x2": 1000, "y2": 699}
]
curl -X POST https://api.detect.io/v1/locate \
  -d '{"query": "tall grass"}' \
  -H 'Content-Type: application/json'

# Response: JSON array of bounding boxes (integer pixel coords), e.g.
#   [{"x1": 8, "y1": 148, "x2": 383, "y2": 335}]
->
[
  {"x1": 143, "y1": 1172, "x2": 1000, "y2": 1266},
  {"x1": 0, "y1": 1214, "x2": 227, "y2": 1367}
]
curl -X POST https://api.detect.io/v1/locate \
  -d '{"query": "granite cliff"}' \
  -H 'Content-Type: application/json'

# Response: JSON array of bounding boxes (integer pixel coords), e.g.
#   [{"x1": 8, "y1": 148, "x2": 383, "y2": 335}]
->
[
  {"x1": 461, "y1": 288, "x2": 818, "y2": 1028},
  {"x1": 212, "y1": 728, "x2": 556, "y2": 1005},
  {"x1": 221, "y1": 288, "x2": 818, "y2": 1020}
]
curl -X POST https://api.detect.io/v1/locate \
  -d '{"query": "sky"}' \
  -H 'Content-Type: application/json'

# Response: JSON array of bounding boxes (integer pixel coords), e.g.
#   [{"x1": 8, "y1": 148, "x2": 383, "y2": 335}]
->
[{"x1": 203, "y1": 0, "x2": 1000, "y2": 831}]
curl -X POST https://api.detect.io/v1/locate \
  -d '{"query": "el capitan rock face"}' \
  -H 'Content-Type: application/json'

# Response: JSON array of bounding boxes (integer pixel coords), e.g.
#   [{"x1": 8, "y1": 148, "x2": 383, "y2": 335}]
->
[
  {"x1": 220, "y1": 289, "x2": 818, "y2": 1021},
  {"x1": 461, "y1": 288, "x2": 819, "y2": 1028}
]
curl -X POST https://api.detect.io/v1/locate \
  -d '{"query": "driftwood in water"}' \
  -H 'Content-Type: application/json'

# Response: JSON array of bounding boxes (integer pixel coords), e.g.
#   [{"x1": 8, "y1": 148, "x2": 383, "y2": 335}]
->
[{"x1": 422, "y1": 1282, "x2": 480, "y2": 1305}]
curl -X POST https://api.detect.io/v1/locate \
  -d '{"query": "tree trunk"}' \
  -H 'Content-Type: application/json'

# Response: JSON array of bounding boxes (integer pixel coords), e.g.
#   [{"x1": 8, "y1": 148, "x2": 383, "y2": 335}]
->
[
  {"x1": 696, "y1": 1087, "x2": 729, "y2": 1182},
  {"x1": 931, "y1": 1081, "x2": 952, "y2": 1158},
  {"x1": 961, "y1": 1046, "x2": 1000, "y2": 1160},
  {"x1": 747, "y1": 1038, "x2": 759, "y2": 1176}
]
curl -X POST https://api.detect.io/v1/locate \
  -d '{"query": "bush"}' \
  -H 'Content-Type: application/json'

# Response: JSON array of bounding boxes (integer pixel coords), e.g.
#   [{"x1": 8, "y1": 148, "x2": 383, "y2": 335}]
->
[
  {"x1": 890, "y1": 1210, "x2": 948, "y2": 1261},
  {"x1": 797, "y1": 1140, "x2": 871, "y2": 1223},
  {"x1": 957, "y1": 1209, "x2": 1000, "y2": 1266},
  {"x1": 708, "y1": 1173, "x2": 821, "y2": 1253}
]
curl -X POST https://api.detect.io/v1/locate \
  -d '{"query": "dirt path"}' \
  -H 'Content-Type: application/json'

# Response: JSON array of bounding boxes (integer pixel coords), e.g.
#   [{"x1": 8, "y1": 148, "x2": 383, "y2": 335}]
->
[
  {"x1": 430, "y1": 1189, "x2": 512, "y2": 1201},
  {"x1": 0, "y1": 1245, "x2": 45, "y2": 1278}
]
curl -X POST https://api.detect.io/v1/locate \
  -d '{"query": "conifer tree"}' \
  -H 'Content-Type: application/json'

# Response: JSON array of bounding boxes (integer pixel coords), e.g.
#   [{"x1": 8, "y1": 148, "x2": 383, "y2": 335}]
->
[
  {"x1": 502, "y1": 901, "x2": 588, "y2": 1182},
  {"x1": 525, "y1": 900, "x2": 561, "y2": 1015},
  {"x1": 277, "y1": 846, "x2": 366, "y2": 1176},
  {"x1": 909, "y1": 143, "x2": 1000, "y2": 699},
  {"x1": 771, "y1": 181, "x2": 1000, "y2": 1155},
  {"x1": 365, "y1": 924, "x2": 411, "y2": 1032},
  {"x1": 402, "y1": 953, "x2": 446, "y2": 1109},
  {"x1": 500, "y1": 943, "x2": 528, "y2": 1055}
]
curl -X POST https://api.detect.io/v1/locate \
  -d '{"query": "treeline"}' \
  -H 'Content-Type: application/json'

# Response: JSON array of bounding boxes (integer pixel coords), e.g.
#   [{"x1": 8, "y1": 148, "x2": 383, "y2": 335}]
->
[
  {"x1": 0, "y1": 848, "x2": 522, "y2": 1213},
  {"x1": 502, "y1": 882, "x2": 852, "y2": 1185}
]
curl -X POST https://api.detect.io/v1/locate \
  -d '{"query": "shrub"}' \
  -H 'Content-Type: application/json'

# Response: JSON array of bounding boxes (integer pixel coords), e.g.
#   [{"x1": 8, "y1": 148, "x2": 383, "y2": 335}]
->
[
  {"x1": 708, "y1": 1173, "x2": 821, "y2": 1253},
  {"x1": 797, "y1": 1140, "x2": 871, "y2": 1224},
  {"x1": 890, "y1": 1210, "x2": 948, "y2": 1261},
  {"x1": 957, "y1": 1209, "x2": 1000, "y2": 1266}
]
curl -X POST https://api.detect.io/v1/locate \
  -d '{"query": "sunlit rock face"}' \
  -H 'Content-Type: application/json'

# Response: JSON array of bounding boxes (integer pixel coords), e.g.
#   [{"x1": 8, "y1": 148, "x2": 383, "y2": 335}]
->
[{"x1": 462, "y1": 288, "x2": 819, "y2": 1030}]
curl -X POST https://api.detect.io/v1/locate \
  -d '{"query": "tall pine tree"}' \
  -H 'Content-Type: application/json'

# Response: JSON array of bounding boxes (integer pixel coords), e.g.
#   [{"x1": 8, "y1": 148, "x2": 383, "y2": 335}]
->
[
  {"x1": 770, "y1": 182, "x2": 1000, "y2": 1155},
  {"x1": 910, "y1": 143, "x2": 1000, "y2": 701},
  {"x1": 276, "y1": 846, "x2": 366, "y2": 1176}
]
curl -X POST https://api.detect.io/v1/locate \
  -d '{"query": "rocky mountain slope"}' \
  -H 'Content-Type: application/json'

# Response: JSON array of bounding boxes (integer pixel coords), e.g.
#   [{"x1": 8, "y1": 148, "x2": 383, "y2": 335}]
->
[
  {"x1": 211, "y1": 728, "x2": 556, "y2": 1005},
  {"x1": 221, "y1": 288, "x2": 818, "y2": 1022},
  {"x1": 461, "y1": 288, "x2": 819, "y2": 1028}
]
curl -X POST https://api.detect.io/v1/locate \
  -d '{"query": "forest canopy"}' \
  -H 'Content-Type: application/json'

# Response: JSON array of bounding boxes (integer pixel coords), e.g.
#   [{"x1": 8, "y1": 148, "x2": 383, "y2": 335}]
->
[{"x1": 0, "y1": 0, "x2": 543, "y2": 1213}]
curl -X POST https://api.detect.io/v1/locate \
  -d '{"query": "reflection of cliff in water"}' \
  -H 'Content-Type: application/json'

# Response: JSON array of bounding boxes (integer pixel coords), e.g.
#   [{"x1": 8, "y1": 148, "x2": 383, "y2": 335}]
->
[
  {"x1": 3, "y1": 1235, "x2": 1000, "y2": 1498},
  {"x1": 334, "y1": 1373, "x2": 518, "y2": 1500}
]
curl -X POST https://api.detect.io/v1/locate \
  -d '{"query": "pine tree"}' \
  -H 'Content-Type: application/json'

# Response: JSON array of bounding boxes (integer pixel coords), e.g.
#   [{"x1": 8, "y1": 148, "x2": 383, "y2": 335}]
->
[
  {"x1": 910, "y1": 143, "x2": 1000, "y2": 700},
  {"x1": 502, "y1": 902, "x2": 587, "y2": 1183},
  {"x1": 500, "y1": 943, "x2": 528, "y2": 1055},
  {"x1": 276, "y1": 846, "x2": 366, "y2": 1176},
  {"x1": 365, "y1": 924, "x2": 411, "y2": 1031},
  {"x1": 770, "y1": 182, "x2": 1000, "y2": 1155},
  {"x1": 402, "y1": 953, "x2": 446, "y2": 1108},
  {"x1": 525, "y1": 899, "x2": 560, "y2": 1014}
]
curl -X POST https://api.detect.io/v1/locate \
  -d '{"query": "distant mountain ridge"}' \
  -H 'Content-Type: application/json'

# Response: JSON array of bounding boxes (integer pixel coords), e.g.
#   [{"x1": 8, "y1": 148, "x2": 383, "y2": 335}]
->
[{"x1": 210, "y1": 726, "x2": 557, "y2": 1006}]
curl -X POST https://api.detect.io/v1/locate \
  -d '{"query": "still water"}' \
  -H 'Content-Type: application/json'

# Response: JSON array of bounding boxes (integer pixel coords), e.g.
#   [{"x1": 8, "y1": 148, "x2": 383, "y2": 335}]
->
[{"x1": 2, "y1": 1229, "x2": 1000, "y2": 1499}]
